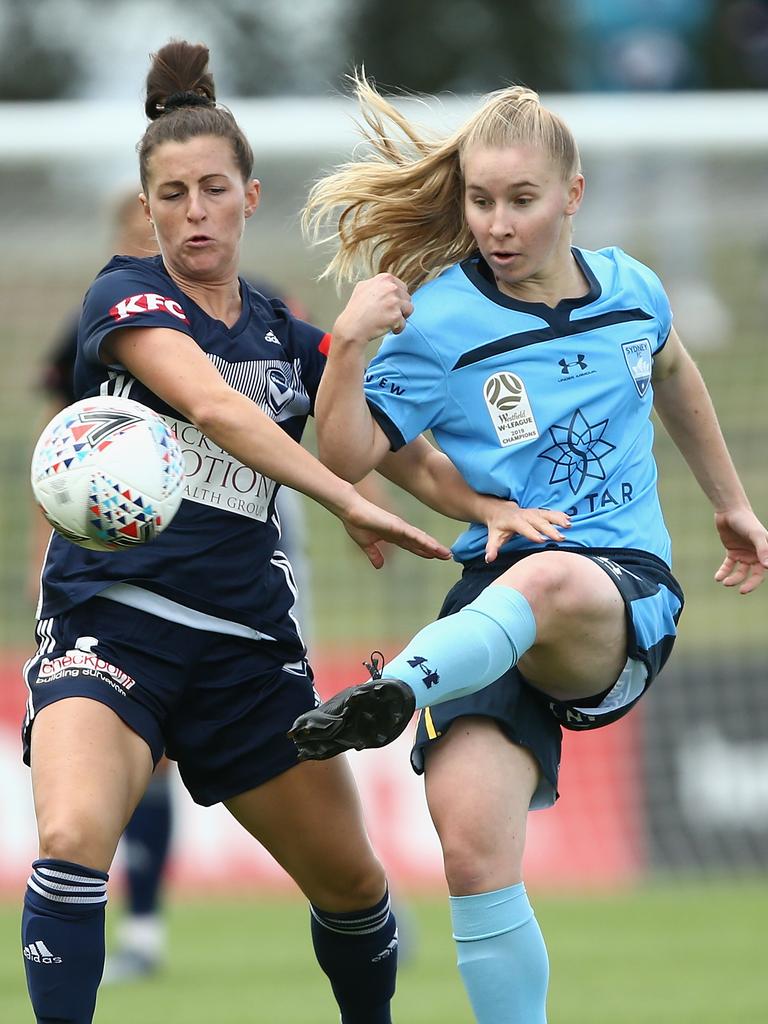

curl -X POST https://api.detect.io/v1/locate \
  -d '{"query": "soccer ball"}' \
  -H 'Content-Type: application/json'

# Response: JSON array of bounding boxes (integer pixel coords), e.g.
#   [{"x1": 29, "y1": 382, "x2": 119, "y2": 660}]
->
[{"x1": 31, "y1": 395, "x2": 186, "y2": 551}]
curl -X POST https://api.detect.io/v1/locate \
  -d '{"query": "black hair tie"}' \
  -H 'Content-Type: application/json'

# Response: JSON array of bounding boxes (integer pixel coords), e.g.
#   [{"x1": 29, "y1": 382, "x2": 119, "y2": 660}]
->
[{"x1": 162, "y1": 91, "x2": 213, "y2": 112}]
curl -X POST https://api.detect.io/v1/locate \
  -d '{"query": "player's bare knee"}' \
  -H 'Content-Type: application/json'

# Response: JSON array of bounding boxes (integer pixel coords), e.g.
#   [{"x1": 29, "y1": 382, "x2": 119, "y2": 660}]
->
[
  {"x1": 36, "y1": 813, "x2": 115, "y2": 870},
  {"x1": 311, "y1": 859, "x2": 387, "y2": 912},
  {"x1": 440, "y1": 831, "x2": 524, "y2": 895},
  {"x1": 343, "y1": 861, "x2": 388, "y2": 909},
  {"x1": 497, "y1": 551, "x2": 573, "y2": 617}
]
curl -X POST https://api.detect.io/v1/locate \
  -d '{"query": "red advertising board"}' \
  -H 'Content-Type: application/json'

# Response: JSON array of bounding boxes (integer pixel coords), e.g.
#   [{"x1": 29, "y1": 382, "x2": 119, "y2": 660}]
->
[{"x1": 0, "y1": 648, "x2": 645, "y2": 894}]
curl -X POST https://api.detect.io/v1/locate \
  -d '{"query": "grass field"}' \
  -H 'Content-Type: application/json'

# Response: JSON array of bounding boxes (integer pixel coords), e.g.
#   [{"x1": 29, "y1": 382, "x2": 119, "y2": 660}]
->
[{"x1": 2, "y1": 881, "x2": 766, "y2": 1023}]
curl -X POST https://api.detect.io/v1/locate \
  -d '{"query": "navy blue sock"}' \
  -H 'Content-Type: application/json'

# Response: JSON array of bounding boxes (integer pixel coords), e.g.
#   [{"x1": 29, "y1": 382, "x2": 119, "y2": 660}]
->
[
  {"x1": 122, "y1": 771, "x2": 172, "y2": 916},
  {"x1": 310, "y1": 888, "x2": 398, "y2": 1024},
  {"x1": 22, "y1": 859, "x2": 108, "y2": 1024}
]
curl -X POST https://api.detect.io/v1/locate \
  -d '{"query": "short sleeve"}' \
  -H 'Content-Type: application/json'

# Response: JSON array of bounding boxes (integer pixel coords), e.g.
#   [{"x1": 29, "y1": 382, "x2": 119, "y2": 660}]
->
[
  {"x1": 79, "y1": 265, "x2": 196, "y2": 367},
  {"x1": 363, "y1": 320, "x2": 447, "y2": 451},
  {"x1": 280, "y1": 316, "x2": 330, "y2": 410},
  {"x1": 631, "y1": 259, "x2": 673, "y2": 354}
]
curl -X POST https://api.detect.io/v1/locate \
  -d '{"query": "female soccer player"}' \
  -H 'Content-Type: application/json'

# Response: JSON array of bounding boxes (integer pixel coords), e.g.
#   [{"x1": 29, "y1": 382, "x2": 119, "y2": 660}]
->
[
  {"x1": 34, "y1": 187, "x2": 175, "y2": 986},
  {"x1": 21, "y1": 42, "x2": 533, "y2": 1024},
  {"x1": 289, "y1": 76, "x2": 768, "y2": 1022}
]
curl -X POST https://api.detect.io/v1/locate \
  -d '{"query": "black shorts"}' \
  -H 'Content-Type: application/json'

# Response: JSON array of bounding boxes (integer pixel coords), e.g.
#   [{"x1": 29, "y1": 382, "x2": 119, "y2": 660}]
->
[
  {"x1": 412, "y1": 547, "x2": 684, "y2": 808},
  {"x1": 22, "y1": 598, "x2": 318, "y2": 806}
]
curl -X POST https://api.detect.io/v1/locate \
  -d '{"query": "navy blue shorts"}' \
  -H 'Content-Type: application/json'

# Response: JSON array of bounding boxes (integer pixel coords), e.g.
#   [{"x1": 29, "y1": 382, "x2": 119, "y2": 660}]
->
[
  {"x1": 412, "y1": 547, "x2": 684, "y2": 808},
  {"x1": 22, "y1": 598, "x2": 318, "y2": 806}
]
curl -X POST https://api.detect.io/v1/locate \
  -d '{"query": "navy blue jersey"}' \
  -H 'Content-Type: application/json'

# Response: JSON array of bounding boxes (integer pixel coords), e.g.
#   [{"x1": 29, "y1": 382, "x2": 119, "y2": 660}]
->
[
  {"x1": 364, "y1": 246, "x2": 674, "y2": 564},
  {"x1": 40, "y1": 255, "x2": 329, "y2": 662},
  {"x1": 39, "y1": 277, "x2": 295, "y2": 408}
]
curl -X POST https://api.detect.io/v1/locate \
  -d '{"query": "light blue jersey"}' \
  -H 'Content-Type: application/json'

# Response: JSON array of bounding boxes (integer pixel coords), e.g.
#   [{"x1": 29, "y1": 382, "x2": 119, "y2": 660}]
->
[{"x1": 364, "y1": 246, "x2": 673, "y2": 564}]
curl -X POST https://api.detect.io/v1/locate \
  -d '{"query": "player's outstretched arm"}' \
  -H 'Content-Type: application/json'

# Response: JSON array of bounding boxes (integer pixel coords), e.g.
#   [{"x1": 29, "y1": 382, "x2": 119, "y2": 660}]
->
[
  {"x1": 652, "y1": 327, "x2": 768, "y2": 593},
  {"x1": 104, "y1": 324, "x2": 449, "y2": 567},
  {"x1": 379, "y1": 436, "x2": 571, "y2": 561}
]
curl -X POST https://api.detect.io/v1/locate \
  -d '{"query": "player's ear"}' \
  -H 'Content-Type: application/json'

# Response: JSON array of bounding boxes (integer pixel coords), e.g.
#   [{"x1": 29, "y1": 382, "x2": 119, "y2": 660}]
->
[
  {"x1": 139, "y1": 193, "x2": 153, "y2": 224},
  {"x1": 244, "y1": 179, "x2": 261, "y2": 219},
  {"x1": 565, "y1": 174, "x2": 585, "y2": 216}
]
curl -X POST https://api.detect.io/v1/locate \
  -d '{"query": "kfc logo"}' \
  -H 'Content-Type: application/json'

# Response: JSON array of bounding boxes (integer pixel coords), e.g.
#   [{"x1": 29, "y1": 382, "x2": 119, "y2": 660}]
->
[{"x1": 109, "y1": 293, "x2": 189, "y2": 322}]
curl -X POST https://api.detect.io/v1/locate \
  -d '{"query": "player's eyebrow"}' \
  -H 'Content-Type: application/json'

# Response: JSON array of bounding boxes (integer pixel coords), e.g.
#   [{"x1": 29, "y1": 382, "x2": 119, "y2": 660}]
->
[
  {"x1": 466, "y1": 179, "x2": 541, "y2": 191},
  {"x1": 157, "y1": 172, "x2": 231, "y2": 188}
]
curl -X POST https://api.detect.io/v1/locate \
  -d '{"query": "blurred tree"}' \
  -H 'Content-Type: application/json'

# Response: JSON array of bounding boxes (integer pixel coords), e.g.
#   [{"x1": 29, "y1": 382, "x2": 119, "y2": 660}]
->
[
  {"x1": 184, "y1": 0, "x2": 349, "y2": 96},
  {"x1": 344, "y1": 0, "x2": 571, "y2": 93},
  {"x1": 186, "y1": 0, "x2": 288, "y2": 95},
  {"x1": 0, "y1": 0, "x2": 85, "y2": 99},
  {"x1": 0, "y1": 0, "x2": 759, "y2": 102}
]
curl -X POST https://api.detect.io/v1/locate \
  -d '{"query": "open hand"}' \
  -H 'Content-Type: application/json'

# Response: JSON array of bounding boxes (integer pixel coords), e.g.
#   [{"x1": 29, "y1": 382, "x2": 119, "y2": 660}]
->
[
  {"x1": 342, "y1": 493, "x2": 451, "y2": 568},
  {"x1": 484, "y1": 500, "x2": 571, "y2": 563},
  {"x1": 713, "y1": 508, "x2": 768, "y2": 594}
]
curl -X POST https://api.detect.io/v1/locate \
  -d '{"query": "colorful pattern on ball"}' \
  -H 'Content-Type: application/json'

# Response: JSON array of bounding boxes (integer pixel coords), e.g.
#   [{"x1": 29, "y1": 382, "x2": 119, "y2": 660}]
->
[
  {"x1": 149, "y1": 417, "x2": 185, "y2": 496},
  {"x1": 32, "y1": 405, "x2": 142, "y2": 482},
  {"x1": 89, "y1": 472, "x2": 160, "y2": 547},
  {"x1": 31, "y1": 396, "x2": 186, "y2": 552}
]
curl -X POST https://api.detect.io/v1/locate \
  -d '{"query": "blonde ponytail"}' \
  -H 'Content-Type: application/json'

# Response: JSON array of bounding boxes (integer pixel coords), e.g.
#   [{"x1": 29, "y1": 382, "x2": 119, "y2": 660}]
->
[{"x1": 302, "y1": 73, "x2": 580, "y2": 292}]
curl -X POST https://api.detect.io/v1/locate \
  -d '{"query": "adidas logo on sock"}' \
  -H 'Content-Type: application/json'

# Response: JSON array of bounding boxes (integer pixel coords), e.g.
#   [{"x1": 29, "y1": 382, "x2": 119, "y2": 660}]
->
[
  {"x1": 23, "y1": 940, "x2": 63, "y2": 964},
  {"x1": 371, "y1": 936, "x2": 399, "y2": 963}
]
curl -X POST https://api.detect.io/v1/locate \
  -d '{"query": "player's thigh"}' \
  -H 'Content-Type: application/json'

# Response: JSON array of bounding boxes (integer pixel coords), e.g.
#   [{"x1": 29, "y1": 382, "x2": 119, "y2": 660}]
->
[
  {"x1": 424, "y1": 717, "x2": 539, "y2": 894},
  {"x1": 31, "y1": 697, "x2": 154, "y2": 870},
  {"x1": 497, "y1": 550, "x2": 627, "y2": 699},
  {"x1": 225, "y1": 757, "x2": 385, "y2": 911}
]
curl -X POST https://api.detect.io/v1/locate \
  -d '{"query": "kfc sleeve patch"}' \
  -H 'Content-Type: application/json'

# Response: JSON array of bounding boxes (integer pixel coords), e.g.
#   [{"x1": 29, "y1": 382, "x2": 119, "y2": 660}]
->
[{"x1": 109, "y1": 293, "x2": 189, "y2": 323}]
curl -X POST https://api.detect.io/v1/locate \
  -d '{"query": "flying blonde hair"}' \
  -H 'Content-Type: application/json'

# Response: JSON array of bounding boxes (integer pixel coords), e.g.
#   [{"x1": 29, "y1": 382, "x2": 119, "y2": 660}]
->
[{"x1": 302, "y1": 72, "x2": 581, "y2": 293}]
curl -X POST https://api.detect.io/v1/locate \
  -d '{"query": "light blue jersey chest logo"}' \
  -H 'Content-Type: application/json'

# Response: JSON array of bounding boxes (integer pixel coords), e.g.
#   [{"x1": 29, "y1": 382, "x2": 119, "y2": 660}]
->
[
  {"x1": 538, "y1": 409, "x2": 616, "y2": 494},
  {"x1": 483, "y1": 371, "x2": 539, "y2": 447},
  {"x1": 621, "y1": 338, "x2": 653, "y2": 398}
]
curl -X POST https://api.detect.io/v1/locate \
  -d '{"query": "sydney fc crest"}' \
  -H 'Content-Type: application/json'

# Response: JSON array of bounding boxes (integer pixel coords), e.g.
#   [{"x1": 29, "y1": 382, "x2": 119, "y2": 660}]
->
[{"x1": 621, "y1": 339, "x2": 653, "y2": 398}]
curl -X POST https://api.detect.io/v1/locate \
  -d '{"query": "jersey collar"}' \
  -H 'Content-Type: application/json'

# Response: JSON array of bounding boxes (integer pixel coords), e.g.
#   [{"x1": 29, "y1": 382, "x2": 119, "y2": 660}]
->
[{"x1": 460, "y1": 247, "x2": 601, "y2": 316}]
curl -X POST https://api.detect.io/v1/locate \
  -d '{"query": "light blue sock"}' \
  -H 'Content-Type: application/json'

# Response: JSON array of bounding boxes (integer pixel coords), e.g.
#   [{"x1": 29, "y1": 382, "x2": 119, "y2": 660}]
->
[
  {"x1": 383, "y1": 586, "x2": 536, "y2": 709},
  {"x1": 450, "y1": 883, "x2": 549, "y2": 1024}
]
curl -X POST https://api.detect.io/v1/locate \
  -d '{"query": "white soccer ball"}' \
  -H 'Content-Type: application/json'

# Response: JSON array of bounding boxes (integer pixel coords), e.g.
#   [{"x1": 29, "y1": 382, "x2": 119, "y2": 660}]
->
[{"x1": 31, "y1": 395, "x2": 186, "y2": 551}]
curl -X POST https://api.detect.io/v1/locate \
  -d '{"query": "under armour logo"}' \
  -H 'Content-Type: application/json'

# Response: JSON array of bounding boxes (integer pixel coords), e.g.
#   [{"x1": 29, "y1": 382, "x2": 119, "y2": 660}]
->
[
  {"x1": 558, "y1": 355, "x2": 588, "y2": 375},
  {"x1": 407, "y1": 656, "x2": 440, "y2": 689}
]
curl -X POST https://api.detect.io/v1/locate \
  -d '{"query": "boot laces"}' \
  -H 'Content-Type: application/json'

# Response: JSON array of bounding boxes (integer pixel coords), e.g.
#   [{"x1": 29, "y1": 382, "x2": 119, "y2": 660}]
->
[{"x1": 362, "y1": 651, "x2": 385, "y2": 680}]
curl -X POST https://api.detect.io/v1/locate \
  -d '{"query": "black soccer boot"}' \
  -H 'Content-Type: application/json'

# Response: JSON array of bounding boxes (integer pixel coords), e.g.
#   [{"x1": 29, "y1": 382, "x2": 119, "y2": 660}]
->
[{"x1": 288, "y1": 654, "x2": 416, "y2": 761}]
